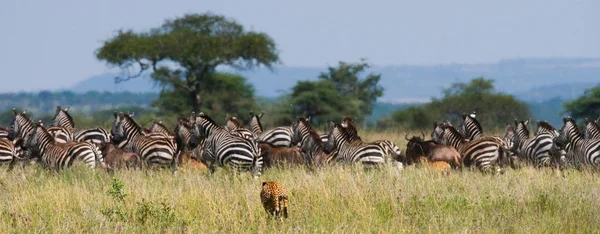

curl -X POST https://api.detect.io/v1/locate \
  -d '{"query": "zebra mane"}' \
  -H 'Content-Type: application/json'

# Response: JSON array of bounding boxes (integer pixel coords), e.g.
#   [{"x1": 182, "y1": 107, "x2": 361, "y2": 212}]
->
[
  {"x1": 463, "y1": 113, "x2": 483, "y2": 133},
  {"x1": 443, "y1": 123, "x2": 467, "y2": 140},
  {"x1": 249, "y1": 112, "x2": 264, "y2": 132},
  {"x1": 226, "y1": 115, "x2": 244, "y2": 129},
  {"x1": 197, "y1": 112, "x2": 223, "y2": 129},
  {"x1": 54, "y1": 105, "x2": 74, "y2": 128},
  {"x1": 585, "y1": 118, "x2": 600, "y2": 130},
  {"x1": 297, "y1": 117, "x2": 321, "y2": 142},
  {"x1": 121, "y1": 113, "x2": 144, "y2": 134},
  {"x1": 536, "y1": 121, "x2": 556, "y2": 131},
  {"x1": 515, "y1": 120, "x2": 530, "y2": 137},
  {"x1": 562, "y1": 117, "x2": 582, "y2": 135},
  {"x1": 33, "y1": 121, "x2": 55, "y2": 144},
  {"x1": 150, "y1": 120, "x2": 173, "y2": 135}
]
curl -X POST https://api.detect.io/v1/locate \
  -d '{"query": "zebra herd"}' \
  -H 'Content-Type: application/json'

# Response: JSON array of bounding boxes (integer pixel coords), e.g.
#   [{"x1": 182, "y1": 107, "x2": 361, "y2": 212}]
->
[
  {"x1": 0, "y1": 106, "x2": 599, "y2": 176},
  {"x1": 431, "y1": 112, "x2": 600, "y2": 172}
]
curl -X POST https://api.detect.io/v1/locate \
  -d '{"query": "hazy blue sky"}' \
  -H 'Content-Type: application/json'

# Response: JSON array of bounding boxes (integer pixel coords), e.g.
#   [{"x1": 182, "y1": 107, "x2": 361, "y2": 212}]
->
[{"x1": 0, "y1": 0, "x2": 598, "y2": 92}]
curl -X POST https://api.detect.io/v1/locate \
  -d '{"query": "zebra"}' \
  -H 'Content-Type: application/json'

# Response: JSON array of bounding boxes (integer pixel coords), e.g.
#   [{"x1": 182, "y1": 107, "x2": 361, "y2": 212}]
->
[
  {"x1": 438, "y1": 122, "x2": 507, "y2": 173},
  {"x1": 323, "y1": 121, "x2": 386, "y2": 166},
  {"x1": 534, "y1": 120, "x2": 568, "y2": 168},
  {"x1": 147, "y1": 119, "x2": 178, "y2": 149},
  {"x1": 224, "y1": 115, "x2": 258, "y2": 141},
  {"x1": 0, "y1": 127, "x2": 10, "y2": 139},
  {"x1": 0, "y1": 137, "x2": 25, "y2": 171},
  {"x1": 555, "y1": 117, "x2": 600, "y2": 167},
  {"x1": 191, "y1": 112, "x2": 262, "y2": 177},
  {"x1": 339, "y1": 116, "x2": 403, "y2": 162},
  {"x1": 24, "y1": 121, "x2": 104, "y2": 171},
  {"x1": 289, "y1": 117, "x2": 335, "y2": 166},
  {"x1": 111, "y1": 112, "x2": 179, "y2": 173},
  {"x1": 250, "y1": 114, "x2": 327, "y2": 147},
  {"x1": 248, "y1": 112, "x2": 265, "y2": 136},
  {"x1": 51, "y1": 106, "x2": 112, "y2": 145},
  {"x1": 583, "y1": 118, "x2": 600, "y2": 139},
  {"x1": 511, "y1": 119, "x2": 554, "y2": 167},
  {"x1": 458, "y1": 113, "x2": 513, "y2": 157},
  {"x1": 458, "y1": 112, "x2": 484, "y2": 140}
]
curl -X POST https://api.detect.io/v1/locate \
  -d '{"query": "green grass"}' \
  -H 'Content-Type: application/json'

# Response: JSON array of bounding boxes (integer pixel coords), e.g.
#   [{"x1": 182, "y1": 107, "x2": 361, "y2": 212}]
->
[{"x1": 0, "y1": 131, "x2": 599, "y2": 233}]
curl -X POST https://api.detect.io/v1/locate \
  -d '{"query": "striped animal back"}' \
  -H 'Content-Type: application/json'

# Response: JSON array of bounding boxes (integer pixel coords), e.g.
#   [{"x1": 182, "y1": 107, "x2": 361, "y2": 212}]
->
[
  {"x1": 193, "y1": 112, "x2": 262, "y2": 177},
  {"x1": 0, "y1": 127, "x2": 9, "y2": 139},
  {"x1": 441, "y1": 123, "x2": 504, "y2": 173},
  {"x1": 25, "y1": 122, "x2": 104, "y2": 170},
  {"x1": 557, "y1": 117, "x2": 600, "y2": 166},
  {"x1": 323, "y1": 122, "x2": 385, "y2": 166},
  {"x1": 584, "y1": 118, "x2": 600, "y2": 140},
  {"x1": 513, "y1": 120, "x2": 554, "y2": 166},
  {"x1": 112, "y1": 112, "x2": 178, "y2": 173},
  {"x1": 290, "y1": 117, "x2": 333, "y2": 165}
]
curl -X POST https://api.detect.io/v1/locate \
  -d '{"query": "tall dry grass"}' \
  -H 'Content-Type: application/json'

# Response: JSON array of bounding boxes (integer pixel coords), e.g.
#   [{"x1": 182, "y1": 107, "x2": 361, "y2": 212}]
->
[{"x1": 0, "y1": 131, "x2": 598, "y2": 233}]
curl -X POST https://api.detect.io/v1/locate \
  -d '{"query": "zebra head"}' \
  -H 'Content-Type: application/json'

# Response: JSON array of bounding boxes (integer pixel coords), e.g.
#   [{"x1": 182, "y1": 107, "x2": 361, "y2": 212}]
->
[
  {"x1": 111, "y1": 112, "x2": 127, "y2": 144},
  {"x1": 430, "y1": 122, "x2": 445, "y2": 143},
  {"x1": 192, "y1": 112, "x2": 222, "y2": 139},
  {"x1": 149, "y1": 119, "x2": 172, "y2": 136},
  {"x1": 583, "y1": 118, "x2": 600, "y2": 139},
  {"x1": 8, "y1": 108, "x2": 32, "y2": 141},
  {"x1": 323, "y1": 121, "x2": 350, "y2": 154},
  {"x1": 460, "y1": 112, "x2": 484, "y2": 140},
  {"x1": 556, "y1": 117, "x2": 580, "y2": 148},
  {"x1": 248, "y1": 111, "x2": 265, "y2": 135},
  {"x1": 503, "y1": 125, "x2": 515, "y2": 151},
  {"x1": 23, "y1": 120, "x2": 49, "y2": 156},
  {"x1": 51, "y1": 105, "x2": 74, "y2": 129}
]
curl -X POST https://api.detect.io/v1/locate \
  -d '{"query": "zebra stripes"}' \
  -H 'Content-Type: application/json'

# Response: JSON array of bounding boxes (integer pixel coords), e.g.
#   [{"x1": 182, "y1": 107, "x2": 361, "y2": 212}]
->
[
  {"x1": 584, "y1": 118, "x2": 600, "y2": 139},
  {"x1": 339, "y1": 116, "x2": 403, "y2": 162},
  {"x1": 249, "y1": 112, "x2": 265, "y2": 136},
  {"x1": 0, "y1": 138, "x2": 25, "y2": 171},
  {"x1": 192, "y1": 112, "x2": 262, "y2": 177},
  {"x1": 290, "y1": 117, "x2": 334, "y2": 165},
  {"x1": 323, "y1": 121, "x2": 385, "y2": 166},
  {"x1": 511, "y1": 120, "x2": 554, "y2": 167},
  {"x1": 439, "y1": 123, "x2": 506, "y2": 173},
  {"x1": 25, "y1": 121, "x2": 104, "y2": 170},
  {"x1": 51, "y1": 106, "x2": 112, "y2": 145},
  {"x1": 111, "y1": 112, "x2": 179, "y2": 173},
  {"x1": 459, "y1": 112, "x2": 484, "y2": 140},
  {"x1": 556, "y1": 117, "x2": 600, "y2": 166}
]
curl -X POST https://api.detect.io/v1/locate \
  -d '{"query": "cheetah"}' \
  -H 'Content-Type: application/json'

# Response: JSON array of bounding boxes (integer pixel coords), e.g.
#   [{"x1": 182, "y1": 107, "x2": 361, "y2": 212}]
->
[{"x1": 260, "y1": 181, "x2": 289, "y2": 220}]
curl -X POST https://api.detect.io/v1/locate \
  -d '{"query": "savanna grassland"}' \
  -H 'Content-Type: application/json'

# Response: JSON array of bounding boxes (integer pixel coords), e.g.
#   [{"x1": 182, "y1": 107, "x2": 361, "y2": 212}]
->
[{"x1": 0, "y1": 131, "x2": 599, "y2": 233}]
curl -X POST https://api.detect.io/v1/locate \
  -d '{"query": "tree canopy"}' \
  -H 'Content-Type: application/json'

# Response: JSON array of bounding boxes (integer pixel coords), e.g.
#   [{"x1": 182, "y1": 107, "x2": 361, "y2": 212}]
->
[
  {"x1": 563, "y1": 85, "x2": 600, "y2": 120},
  {"x1": 378, "y1": 77, "x2": 531, "y2": 130},
  {"x1": 282, "y1": 60, "x2": 384, "y2": 125},
  {"x1": 95, "y1": 13, "x2": 280, "y2": 113}
]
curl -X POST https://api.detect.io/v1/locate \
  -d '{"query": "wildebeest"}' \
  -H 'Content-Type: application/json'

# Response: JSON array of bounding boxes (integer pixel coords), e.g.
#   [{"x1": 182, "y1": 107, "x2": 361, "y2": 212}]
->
[
  {"x1": 98, "y1": 143, "x2": 143, "y2": 171},
  {"x1": 404, "y1": 132, "x2": 462, "y2": 168},
  {"x1": 259, "y1": 142, "x2": 305, "y2": 169}
]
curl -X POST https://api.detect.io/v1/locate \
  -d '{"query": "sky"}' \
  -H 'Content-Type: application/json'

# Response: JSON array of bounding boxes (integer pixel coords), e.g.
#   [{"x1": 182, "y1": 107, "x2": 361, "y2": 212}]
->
[{"x1": 0, "y1": 0, "x2": 598, "y2": 92}]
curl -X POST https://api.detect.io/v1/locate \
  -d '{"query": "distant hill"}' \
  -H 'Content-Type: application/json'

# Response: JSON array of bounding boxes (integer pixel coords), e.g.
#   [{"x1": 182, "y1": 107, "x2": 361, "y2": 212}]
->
[{"x1": 70, "y1": 58, "x2": 600, "y2": 103}]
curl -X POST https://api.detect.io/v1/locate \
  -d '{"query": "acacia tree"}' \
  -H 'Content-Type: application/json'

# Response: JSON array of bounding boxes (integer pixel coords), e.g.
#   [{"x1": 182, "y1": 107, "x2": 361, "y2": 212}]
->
[
  {"x1": 95, "y1": 13, "x2": 280, "y2": 113},
  {"x1": 285, "y1": 60, "x2": 384, "y2": 125},
  {"x1": 563, "y1": 85, "x2": 600, "y2": 120}
]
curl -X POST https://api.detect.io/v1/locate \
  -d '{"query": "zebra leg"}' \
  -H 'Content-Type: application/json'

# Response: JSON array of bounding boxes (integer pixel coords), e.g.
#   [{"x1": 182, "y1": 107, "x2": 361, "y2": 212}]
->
[
  {"x1": 171, "y1": 150, "x2": 180, "y2": 175},
  {"x1": 6, "y1": 158, "x2": 16, "y2": 172}
]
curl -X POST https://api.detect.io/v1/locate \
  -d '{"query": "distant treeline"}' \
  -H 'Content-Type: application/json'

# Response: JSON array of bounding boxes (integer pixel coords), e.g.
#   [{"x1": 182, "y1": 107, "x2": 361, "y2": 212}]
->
[
  {"x1": 0, "y1": 91, "x2": 158, "y2": 114},
  {"x1": 0, "y1": 90, "x2": 568, "y2": 128}
]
